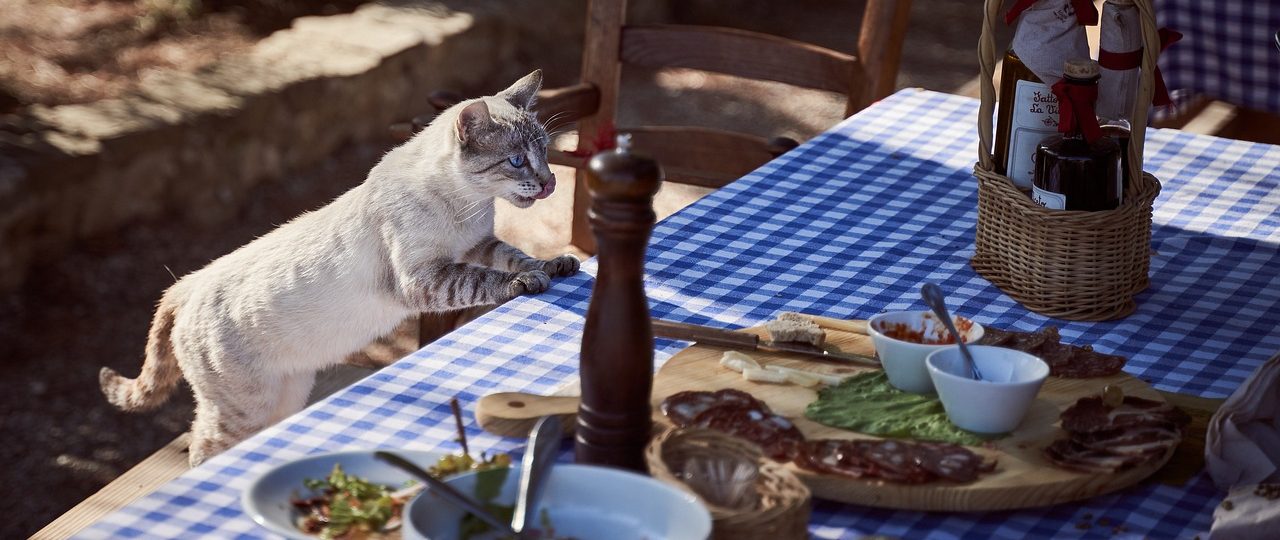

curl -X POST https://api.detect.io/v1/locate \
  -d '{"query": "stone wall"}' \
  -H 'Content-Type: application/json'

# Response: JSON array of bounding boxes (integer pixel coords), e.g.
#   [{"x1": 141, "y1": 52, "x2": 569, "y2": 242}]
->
[{"x1": 0, "y1": 0, "x2": 669, "y2": 293}]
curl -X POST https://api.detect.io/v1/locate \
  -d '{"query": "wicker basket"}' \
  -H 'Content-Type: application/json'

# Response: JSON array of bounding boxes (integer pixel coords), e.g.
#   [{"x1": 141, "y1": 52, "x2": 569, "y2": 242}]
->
[
  {"x1": 645, "y1": 428, "x2": 810, "y2": 540},
  {"x1": 972, "y1": 0, "x2": 1163, "y2": 321}
]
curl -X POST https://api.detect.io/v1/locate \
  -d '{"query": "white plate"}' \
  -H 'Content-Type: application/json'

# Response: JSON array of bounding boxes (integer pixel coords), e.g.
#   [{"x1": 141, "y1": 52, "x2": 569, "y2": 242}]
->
[{"x1": 242, "y1": 449, "x2": 444, "y2": 539}]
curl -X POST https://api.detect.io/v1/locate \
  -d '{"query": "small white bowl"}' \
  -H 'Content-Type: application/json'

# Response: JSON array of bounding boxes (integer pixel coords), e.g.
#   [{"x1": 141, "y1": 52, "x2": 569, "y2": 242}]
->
[
  {"x1": 868, "y1": 310, "x2": 984, "y2": 394},
  {"x1": 926, "y1": 345, "x2": 1050, "y2": 434},
  {"x1": 404, "y1": 463, "x2": 711, "y2": 540}
]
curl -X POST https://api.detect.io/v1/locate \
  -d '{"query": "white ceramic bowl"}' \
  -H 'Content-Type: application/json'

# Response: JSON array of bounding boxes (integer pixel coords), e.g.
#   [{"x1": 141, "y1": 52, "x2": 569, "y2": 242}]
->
[
  {"x1": 867, "y1": 310, "x2": 984, "y2": 394},
  {"x1": 404, "y1": 463, "x2": 711, "y2": 540},
  {"x1": 926, "y1": 345, "x2": 1050, "y2": 434},
  {"x1": 242, "y1": 450, "x2": 444, "y2": 539}
]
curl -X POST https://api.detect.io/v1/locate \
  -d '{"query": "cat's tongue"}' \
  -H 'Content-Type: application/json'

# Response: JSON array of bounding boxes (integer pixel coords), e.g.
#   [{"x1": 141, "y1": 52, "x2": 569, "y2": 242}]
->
[{"x1": 534, "y1": 177, "x2": 556, "y2": 199}]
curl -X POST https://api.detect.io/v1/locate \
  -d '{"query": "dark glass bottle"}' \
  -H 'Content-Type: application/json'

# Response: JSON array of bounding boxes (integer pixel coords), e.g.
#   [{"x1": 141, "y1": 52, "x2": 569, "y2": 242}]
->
[
  {"x1": 1098, "y1": 0, "x2": 1141, "y2": 194},
  {"x1": 994, "y1": 50, "x2": 1060, "y2": 193},
  {"x1": 1032, "y1": 60, "x2": 1124, "y2": 212},
  {"x1": 1100, "y1": 122, "x2": 1131, "y2": 195}
]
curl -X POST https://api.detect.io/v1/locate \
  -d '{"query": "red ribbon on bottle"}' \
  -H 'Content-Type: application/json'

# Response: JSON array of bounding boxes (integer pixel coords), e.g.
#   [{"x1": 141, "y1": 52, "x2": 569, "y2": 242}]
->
[
  {"x1": 1051, "y1": 80, "x2": 1103, "y2": 143},
  {"x1": 1005, "y1": 0, "x2": 1098, "y2": 26},
  {"x1": 1098, "y1": 28, "x2": 1184, "y2": 107}
]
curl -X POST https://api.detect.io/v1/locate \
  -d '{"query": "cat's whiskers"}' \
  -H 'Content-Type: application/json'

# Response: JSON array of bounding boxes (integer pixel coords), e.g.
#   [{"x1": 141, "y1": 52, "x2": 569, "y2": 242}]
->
[
  {"x1": 438, "y1": 184, "x2": 477, "y2": 198},
  {"x1": 451, "y1": 193, "x2": 494, "y2": 223},
  {"x1": 455, "y1": 201, "x2": 492, "y2": 224},
  {"x1": 542, "y1": 112, "x2": 578, "y2": 141},
  {"x1": 541, "y1": 111, "x2": 570, "y2": 132}
]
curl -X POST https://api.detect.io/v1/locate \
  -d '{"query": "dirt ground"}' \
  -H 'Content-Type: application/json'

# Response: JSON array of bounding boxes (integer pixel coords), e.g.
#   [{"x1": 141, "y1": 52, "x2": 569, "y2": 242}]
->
[
  {"x1": 1, "y1": 1, "x2": 990, "y2": 536},
  {"x1": 0, "y1": 0, "x2": 368, "y2": 112}
]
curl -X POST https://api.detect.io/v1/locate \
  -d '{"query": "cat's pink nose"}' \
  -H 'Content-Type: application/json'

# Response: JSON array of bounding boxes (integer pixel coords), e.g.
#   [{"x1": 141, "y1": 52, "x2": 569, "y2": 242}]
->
[{"x1": 534, "y1": 176, "x2": 556, "y2": 199}]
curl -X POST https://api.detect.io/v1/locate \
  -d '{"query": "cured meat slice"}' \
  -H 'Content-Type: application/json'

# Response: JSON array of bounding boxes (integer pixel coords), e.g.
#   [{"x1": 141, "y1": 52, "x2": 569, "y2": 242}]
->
[
  {"x1": 1011, "y1": 326, "x2": 1060, "y2": 351},
  {"x1": 1043, "y1": 439, "x2": 1147, "y2": 474},
  {"x1": 691, "y1": 404, "x2": 804, "y2": 461},
  {"x1": 660, "y1": 389, "x2": 766, "y2": 427},
  {"x1": 976, "y1": 325, "x2": 1127, "y2": 378},
  {"x1": 911, "y1": 442, "x2": 997, "y2": 483},
  {"x1": 1074, "y1": 426, "x2": 1182, "y2": 456},
  {"x1": 1044, "y1": 391, "x2": 1187, "y2": 474},
  {"x1": 794, "y1": 439, "x2": 994, "y2": 484},
  {"x1": 1053, "y1": 347, "x2": 1127, "y2": 379},
  {"x1": 1060, "y1": 396, "x2": 1191, "y2": 434},
  {"x1": 1032, "y1": 340, "x2": 1076, "y2": 372},
  {"x1": 863, "y1": 440, "x2": 932, "y2": 483},
  {"x1": 793, "y1": 439, "x2": 878, "y2": 480},
  {"x1": 976, "y1": 327, "x2": 1015, "y2": 347}
]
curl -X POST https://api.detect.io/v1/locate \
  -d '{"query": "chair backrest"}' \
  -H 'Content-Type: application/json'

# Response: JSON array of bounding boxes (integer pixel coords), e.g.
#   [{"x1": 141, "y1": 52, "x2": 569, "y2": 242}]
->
[{"x1": 536, "y1": 0, "x2": 911, "y2": 252}]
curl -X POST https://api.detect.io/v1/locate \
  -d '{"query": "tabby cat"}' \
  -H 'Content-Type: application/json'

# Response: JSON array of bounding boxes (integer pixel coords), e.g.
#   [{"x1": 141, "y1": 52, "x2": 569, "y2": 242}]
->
[{"x1": 100, "y1": 70, "x2": 578, "y2": 465}]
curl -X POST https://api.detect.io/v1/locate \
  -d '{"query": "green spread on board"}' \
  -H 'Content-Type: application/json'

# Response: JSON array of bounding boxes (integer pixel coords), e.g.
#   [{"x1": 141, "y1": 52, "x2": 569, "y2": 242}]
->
[{"x1": 804, "y1": 371, "x2": 994, "y2": 445}]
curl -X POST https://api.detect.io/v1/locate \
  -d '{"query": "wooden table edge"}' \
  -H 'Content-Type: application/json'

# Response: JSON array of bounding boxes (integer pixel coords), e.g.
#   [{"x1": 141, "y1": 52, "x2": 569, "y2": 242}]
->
[{"x1": 33, "y1": 434, "x2": 191, "y2": 540}]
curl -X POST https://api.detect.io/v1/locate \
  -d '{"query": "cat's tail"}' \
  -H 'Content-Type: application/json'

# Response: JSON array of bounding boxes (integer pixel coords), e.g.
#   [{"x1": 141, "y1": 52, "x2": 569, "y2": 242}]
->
[{"x1": 100, "y1": 300, "x2": 182, "y2": 411}]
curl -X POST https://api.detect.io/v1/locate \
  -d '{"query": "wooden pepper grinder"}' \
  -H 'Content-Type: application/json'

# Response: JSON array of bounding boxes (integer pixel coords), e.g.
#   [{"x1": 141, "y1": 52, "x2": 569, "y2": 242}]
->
[{"x1": 575, "y1": 133, "x2": 662, "y2": 471}]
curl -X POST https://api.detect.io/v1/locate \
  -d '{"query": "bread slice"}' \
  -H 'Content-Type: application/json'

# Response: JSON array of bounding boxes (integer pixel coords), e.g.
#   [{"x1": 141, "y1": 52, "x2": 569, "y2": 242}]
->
[{"x1": 765, "y1": 313, "x2": 826, "y2": 347}]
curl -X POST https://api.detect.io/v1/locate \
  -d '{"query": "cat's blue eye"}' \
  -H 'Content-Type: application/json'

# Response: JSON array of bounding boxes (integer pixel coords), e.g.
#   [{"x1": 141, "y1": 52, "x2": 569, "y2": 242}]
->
[{"x1": 508, "y1": 155, "x2": 526, "y2": 168}]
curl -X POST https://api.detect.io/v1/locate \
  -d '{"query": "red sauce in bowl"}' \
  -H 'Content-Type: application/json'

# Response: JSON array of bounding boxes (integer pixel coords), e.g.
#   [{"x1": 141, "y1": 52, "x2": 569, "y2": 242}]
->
[{"x1": 877, "y1": 317, "x2": 975, "y2": 345}]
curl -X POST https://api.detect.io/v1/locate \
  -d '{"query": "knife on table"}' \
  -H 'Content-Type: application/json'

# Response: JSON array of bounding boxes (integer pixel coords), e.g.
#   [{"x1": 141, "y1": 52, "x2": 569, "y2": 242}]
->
[{"x1": 651, "y1": 319, "x2": 880, "y2": 367}]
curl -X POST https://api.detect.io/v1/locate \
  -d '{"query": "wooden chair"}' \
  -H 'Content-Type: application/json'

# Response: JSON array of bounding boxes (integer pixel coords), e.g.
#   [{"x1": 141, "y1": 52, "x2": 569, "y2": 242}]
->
[
  {"x1": 405, "y1": 0, "x2": 912, "y2": 345},
  {"x1": 543, "y1": 0, "x2": 912, "y2": 253}
]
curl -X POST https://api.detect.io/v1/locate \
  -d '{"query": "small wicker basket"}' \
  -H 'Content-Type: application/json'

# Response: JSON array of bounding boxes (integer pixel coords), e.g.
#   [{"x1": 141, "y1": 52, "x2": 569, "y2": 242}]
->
[
  {"x1": 972, "y1": 0, "x2": 1163, "y2": 321},
  {"x1": 645, "y1": 428, "x2": 810, "y2": 540}
]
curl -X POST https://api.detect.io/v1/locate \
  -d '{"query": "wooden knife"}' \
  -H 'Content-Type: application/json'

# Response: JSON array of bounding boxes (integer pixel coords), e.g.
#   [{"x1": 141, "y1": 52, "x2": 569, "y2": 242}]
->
[{"x1": 652, "y1": 319, "x2": 879, "y2": 367}]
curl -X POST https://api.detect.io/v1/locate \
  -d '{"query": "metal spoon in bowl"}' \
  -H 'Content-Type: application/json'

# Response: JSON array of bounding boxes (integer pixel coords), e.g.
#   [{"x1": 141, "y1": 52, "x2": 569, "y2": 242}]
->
[
  {"x1": 512, "y1": 415, "x2": 562, "y2": 537},
  {"x1": 921, "y1": 282, "x2": 983, "y2": 381},
  {"x1": 373, "y1": 451, "x2": 518, "y2": 537}
]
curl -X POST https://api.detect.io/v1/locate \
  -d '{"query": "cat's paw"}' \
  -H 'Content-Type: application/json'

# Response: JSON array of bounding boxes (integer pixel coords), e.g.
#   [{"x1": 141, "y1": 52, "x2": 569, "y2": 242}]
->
[
  {"x1": 541, "y1": 254, "x2": 581, "y2": 277},
  {"x1": 509, "y1": 270, "x2": 551, "y2": 296}
]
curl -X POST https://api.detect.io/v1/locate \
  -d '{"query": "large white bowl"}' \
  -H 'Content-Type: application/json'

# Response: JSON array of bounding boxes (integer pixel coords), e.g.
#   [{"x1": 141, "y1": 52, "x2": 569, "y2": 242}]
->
[
  {"x1": 868, "y1": 310, "x2": 984, "y2": 394},
  {"x1": 242, "y1": 449, "x2": 444, "y2": 539},
  {"x1": 404, "y1": 463, "x2": 711, "y2": 540},
  {"x1": 926, "y1": 345, "x2": 1050, "y2": 434}
]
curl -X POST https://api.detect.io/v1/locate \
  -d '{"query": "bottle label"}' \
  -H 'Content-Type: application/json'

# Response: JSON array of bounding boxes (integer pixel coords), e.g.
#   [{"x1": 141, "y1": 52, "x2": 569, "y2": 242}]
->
[
  {"x1": 1032, "y1": 186, "x2": 1067, "y2": 210},
  {"x1": 1007, "y1": 79, "x2": 1060, "y2": 190}
]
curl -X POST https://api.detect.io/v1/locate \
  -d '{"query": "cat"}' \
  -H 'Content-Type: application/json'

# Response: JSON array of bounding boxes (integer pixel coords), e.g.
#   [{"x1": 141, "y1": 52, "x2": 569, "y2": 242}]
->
[{"x1": 99, "y1": 70, "x2": 579, "y2": 465}]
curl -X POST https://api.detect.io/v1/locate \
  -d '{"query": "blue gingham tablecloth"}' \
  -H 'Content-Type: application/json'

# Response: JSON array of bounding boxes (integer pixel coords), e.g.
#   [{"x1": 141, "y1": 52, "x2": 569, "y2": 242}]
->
[
  {"x1": 1158, "y1": 0, "x2": 1280, "y2": 114},
  {"x1": 79, "y1": 89, "x2": 1280, "y2": 539}
]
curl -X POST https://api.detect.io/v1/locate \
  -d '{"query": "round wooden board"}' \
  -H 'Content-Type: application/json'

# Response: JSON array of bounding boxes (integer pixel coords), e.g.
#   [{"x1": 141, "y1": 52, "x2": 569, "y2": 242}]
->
[{"x1": 651, "y1": 326, "x2": 1174, "y2": 512}]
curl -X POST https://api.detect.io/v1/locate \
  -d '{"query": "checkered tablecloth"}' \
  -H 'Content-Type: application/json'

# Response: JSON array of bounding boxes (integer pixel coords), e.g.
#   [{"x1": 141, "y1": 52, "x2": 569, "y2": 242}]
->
[
  {"x1": 78, "y1": 89, "x2": 1280, "y2": 539},
  {"x1": 1158, "y1": 0, "x2": 1280, "y2": 114}
]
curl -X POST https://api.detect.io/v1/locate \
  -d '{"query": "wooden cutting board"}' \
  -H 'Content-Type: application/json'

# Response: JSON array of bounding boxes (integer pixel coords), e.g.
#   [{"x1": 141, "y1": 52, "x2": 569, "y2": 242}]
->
[{"x1": 477, "y1": 325, "x2": 1174, "y2": 511}]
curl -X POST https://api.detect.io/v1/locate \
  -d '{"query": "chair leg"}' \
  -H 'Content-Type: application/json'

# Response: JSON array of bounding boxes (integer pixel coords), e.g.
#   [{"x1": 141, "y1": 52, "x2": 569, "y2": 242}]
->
[
  {"x1": 570, "y1": 168, "x2": 597, "y2": 254},
  {"x1": 418, "y1": 310, "x2": 466, "y2": 348}
]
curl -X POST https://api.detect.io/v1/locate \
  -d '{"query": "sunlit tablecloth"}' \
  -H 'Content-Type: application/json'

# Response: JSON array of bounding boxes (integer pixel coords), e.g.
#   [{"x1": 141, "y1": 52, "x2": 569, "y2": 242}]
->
[{"x1": 79, "y1": 89, "x2": 1280, "y2": 539}]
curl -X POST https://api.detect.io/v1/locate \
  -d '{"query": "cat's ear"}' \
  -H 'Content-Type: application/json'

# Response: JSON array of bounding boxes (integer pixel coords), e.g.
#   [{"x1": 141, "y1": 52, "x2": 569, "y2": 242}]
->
[
  {"x1": 500, "y1": 69, "x2": 542, "y2": 110},
  {"x1": 456, "y1": 100, "x2": 492, "y2": 144}
]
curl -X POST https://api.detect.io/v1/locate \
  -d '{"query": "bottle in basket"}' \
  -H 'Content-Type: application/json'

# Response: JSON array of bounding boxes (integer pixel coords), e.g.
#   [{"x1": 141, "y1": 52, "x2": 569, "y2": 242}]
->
[
  {"x1": 1097, "y1": 0, "x2": 1183, "y2": 193},
  {"x1": 1097, "y1": 0, "x2": 1140, "y2": 191},
  {"x1": 1032, "y1": 59, "x2": 1124, "y2": 211},
  {"x1": 993, "y1": 0, "x2": 1095, "y2": 192}
]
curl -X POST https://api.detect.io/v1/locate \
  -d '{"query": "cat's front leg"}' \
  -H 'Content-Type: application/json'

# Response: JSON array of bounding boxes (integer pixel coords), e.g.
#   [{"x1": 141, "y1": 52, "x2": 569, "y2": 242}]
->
[
  {"x1": 508, "y1": 268, "x2": 552, "y2": 296},
  {"x1": 396, "y1": 259, "x2": 549, "y2": 311},
  {"x1": 466, "y1": 236, "x2": 581, "y2": 277},
  {"x1": 535, "y1": 254, "x2": 581, "y2": 278}
]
